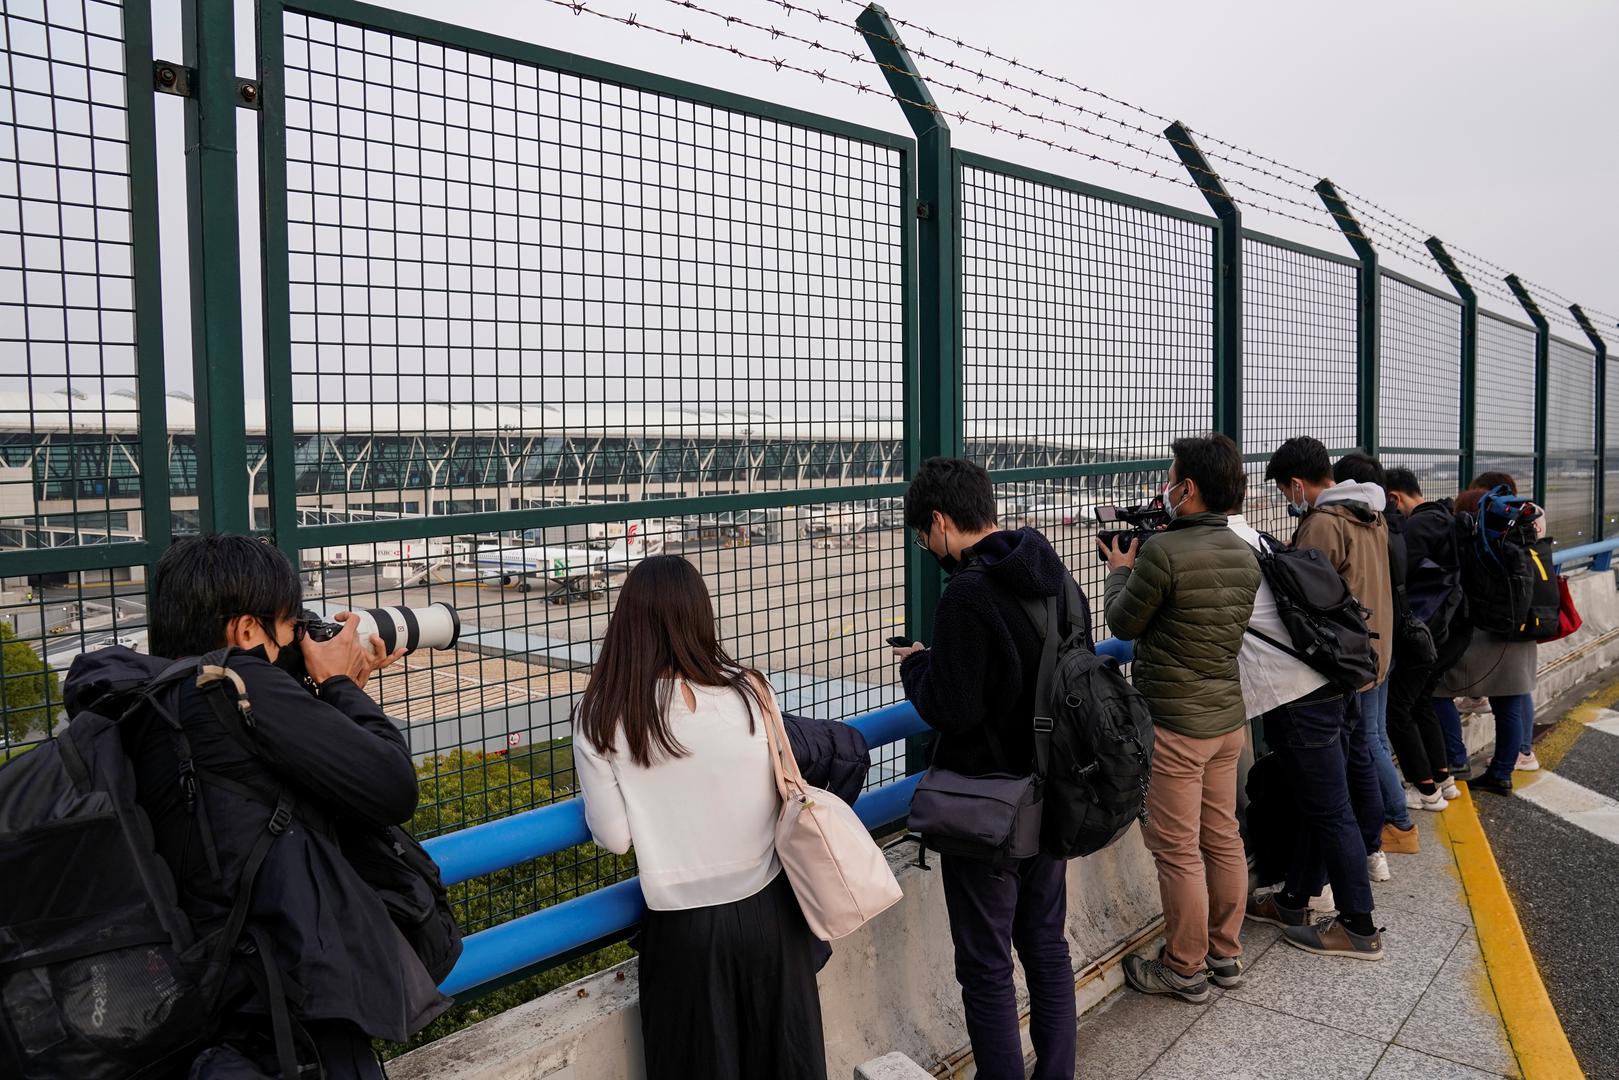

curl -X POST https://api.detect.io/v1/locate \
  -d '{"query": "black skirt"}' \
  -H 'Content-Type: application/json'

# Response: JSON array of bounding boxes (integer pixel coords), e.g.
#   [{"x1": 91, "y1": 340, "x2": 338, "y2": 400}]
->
[{"x1": 636, "y1": 871, "x2": 827, "y2": 1080}]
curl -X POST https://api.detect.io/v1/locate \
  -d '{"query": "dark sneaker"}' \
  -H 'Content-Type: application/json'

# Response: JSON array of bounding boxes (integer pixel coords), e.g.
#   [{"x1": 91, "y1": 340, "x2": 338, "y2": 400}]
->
[
  {"x1": 1246, "y1": 890, "x2": 1310, "y2": 928},
  {"x1": 1470, "y1": 774, "x2": 1514, "y2": 797},
  {"x1": 1283, "y1": 918, "x2": 1385, "y2": 961},
  {"x1": 1123, "y1": 951, "x2": 1212, "y2": 1004},
  {"x1": 1449, "y1": 761, "x2": 1474, "y2": 780},
  {"x1": 1205, "y1": 953, "x2": 1243, "y2": 989}
]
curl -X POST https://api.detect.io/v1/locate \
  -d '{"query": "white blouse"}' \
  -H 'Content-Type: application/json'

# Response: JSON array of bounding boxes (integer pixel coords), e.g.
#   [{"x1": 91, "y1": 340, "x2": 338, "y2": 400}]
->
[{"x1": 574, "y1": 678, "x2": 782, "y2": 911}]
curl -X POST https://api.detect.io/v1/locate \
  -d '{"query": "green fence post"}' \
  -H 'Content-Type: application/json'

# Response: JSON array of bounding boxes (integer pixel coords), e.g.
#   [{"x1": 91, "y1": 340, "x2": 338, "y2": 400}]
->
[
  {"x1": 180, "y1": 0, "x2": 251, "y2": 535},
  {"x1": 126, "y1": 0, "x2": 173, "y2": 570},
  {"x1": 1571, "y1": 306, "x2": 1608, "y2": 538},
  {"x1": 1425, "y1": 238, "x2": 1478, "y2": 491},
  {"x1": 1164, "y1": 123, "x2": 1241, "y2": 443},
  {"x1": 858, "y1": 4, "x2": 957, "y2": 775},
  {"x1": 1316, "y1": 180, "x2": 1378, "y2": 455},
  {"x1": 1505, "y1": 276, "x2": 1550, "y2": 507}
]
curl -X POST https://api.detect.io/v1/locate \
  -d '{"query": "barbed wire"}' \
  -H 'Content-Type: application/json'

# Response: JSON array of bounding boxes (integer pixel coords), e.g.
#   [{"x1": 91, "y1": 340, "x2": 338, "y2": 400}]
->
[
  {"x1": 540, "y1": 0, "x2": 1611, "y2": 321},
  {"x1": 818, "y1": 0, "x2": 1612, "y2": 326},
  {"x1": 541, "y1": 0, "x2": 1383, "y2": 243}
]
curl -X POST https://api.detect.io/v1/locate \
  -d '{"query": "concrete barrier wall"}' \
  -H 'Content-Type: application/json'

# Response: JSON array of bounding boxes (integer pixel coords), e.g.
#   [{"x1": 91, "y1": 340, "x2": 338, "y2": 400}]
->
[{"x1": 391, "y1": 566, "x2": 1619, "y2": 1080}]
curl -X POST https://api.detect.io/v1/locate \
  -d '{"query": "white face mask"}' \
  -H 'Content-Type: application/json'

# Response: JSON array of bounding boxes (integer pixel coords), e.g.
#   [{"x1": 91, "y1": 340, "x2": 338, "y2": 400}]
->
[{"x1": 1162, "y1": 480, "x2": 1188, "y2": 520}]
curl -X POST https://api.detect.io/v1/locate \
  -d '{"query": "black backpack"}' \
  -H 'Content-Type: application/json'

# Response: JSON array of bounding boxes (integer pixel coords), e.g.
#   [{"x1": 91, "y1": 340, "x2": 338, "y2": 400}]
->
[
  {"x1": 1246, "y1": 532, "x2": 1379, "y2": 691},
  {"x1": 0, "y1": 654, "x2": 294, "y2": 1080},
  {"x1": 1458, "y1": 487, "x2": 1537, "y2": 638},
  {"x1": 1020, "y1": 579, "x2": 1156, "y2": 858},
  {"x1": 1512, "y1": 536, "x2": 1562, "y2": 642}
]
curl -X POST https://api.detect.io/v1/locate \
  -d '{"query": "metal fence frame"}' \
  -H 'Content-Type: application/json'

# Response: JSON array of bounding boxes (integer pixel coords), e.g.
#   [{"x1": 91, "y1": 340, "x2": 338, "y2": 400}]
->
[{"x1": 1, "y1": 0, "x2": 1614, "y2": 1001}]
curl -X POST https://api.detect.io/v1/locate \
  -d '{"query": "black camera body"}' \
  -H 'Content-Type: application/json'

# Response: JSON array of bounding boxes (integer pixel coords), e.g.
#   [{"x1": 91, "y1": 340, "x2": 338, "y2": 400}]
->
[
  {"x1": 277, "y1": 603, "x2": 461, "y2": 687},
  {"x1": 1094, "y1": 500, "x2": 1171, "y2": 562}
]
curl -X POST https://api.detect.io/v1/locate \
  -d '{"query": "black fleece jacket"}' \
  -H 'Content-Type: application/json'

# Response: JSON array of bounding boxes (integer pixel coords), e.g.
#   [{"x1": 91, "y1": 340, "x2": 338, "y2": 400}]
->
[{"x1": 900, "y1": 528, "x2": 1086, "y2": 777}]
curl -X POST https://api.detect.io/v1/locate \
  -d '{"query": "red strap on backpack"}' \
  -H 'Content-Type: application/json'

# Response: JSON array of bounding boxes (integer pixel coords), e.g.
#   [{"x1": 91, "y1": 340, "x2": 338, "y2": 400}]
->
[{"x1": 1543, "y1": 575, "x2": 1582, "y2": 643}]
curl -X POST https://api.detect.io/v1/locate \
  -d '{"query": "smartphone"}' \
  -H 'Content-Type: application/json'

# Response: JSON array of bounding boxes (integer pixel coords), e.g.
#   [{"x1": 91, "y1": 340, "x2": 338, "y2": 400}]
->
[{"x1": 886, "y1": 635, "x2": 914, "y2": 648}]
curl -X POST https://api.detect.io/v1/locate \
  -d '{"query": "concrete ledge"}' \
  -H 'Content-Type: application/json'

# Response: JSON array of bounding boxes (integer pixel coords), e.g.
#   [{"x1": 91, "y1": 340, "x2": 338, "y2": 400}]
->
[{"x1": 854, "y1": 1051, "x2": 934, "y2": 1079}]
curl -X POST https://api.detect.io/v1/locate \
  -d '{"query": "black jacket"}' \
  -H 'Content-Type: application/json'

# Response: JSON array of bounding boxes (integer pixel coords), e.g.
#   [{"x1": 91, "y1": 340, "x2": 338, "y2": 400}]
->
[
  {"x1": 783, "y1": 712, "x2": 869, "y2": 806},
  {"x1": 63, "y1": 647, "x2": 449, "y2": 1044},
  {"x1": 900, "y1": 528, "x2": 1084, "y2": 777}
]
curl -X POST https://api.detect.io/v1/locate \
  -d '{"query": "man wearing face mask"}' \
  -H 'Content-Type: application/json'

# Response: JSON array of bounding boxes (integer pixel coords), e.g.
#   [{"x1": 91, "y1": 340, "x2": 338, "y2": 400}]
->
[
  {"x1": 61, "y1": 535, "x2": 446, "y2": 1079},
  {"x1": 892, "y1": 456, "x2": 1084, "y2": 1080},
  {"x1": 1265, "y1": 438, "x2": 1412, "y2": 878},
  {"x1": 1098, "y1": 433, "x2": 1260, "y2": 1004}
]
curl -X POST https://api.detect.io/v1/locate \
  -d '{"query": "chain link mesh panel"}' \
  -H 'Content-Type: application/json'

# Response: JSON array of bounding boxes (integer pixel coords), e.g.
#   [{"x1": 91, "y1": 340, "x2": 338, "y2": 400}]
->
[
  {"x1": 1473, "y1": 311, "x2": 1538, "y2": 489},
  {"x1": 269, "y1": 7, "x2": 909, "y2": 947},
  {"x1": 1545, "y1": 338, "x2": 1597, "y2": 544},
  {"x1": 1, "y1": 0, "x2": 147, "y2": 551},
  {"x1": 959, "y1": 163, "x2": 1213, "y2": 626},
  {"x1": 960, "y1": 163, "x2": 1213, "y2": 475},
  {"x1": 275, "y1": 11, "x2": 905, "y2": 530},
  {"x1": 1379, "y1": 274, "x2": 1462, "y2": 452},
  {"x1": 1240, "y1": 234, "x2": 1357, "y2": 536},
  {"x1": 1608, "y1": 358, "x2": 1619, "y2": 538}
]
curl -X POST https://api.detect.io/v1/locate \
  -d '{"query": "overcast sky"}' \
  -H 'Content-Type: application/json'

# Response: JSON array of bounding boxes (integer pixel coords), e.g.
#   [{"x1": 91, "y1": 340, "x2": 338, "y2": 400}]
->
[
  {"x1": 357, "y1": 0, "x2": 1618, "y2": 321},
  {"x1": 133, "y1": 0, "x2": 1619, "y2": 400}
]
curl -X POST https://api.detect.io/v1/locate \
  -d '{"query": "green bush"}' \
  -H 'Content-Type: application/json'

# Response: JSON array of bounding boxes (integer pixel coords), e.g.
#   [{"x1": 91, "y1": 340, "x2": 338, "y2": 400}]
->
[
  {"x1": 1, "y1": 623, "x2": 61, "y2": 744},
  {"x1": 380, "y1": 745, "x2": 636, "y2": 1060}
]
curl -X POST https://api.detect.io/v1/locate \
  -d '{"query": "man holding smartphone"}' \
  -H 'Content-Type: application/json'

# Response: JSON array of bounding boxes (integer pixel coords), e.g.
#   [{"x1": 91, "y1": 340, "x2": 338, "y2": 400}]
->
[{"x1": 891, "y1": 457, "x2": 1083, "y2": 1080}]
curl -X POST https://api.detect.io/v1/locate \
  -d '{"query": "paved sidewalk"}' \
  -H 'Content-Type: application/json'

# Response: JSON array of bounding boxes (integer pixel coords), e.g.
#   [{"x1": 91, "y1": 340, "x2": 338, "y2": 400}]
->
[{"x1": 1075, "y1": 802, "x2": 1521, "y2": 1080}]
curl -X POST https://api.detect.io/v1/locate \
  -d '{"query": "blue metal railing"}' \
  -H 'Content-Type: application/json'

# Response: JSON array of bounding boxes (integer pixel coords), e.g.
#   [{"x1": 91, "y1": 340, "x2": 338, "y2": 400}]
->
[
  {"x1": 426, "y1": 638, "x2": 1134, "y2": 997},
  {"x1": 1551, "y1": 537, "x2": 1619, "y2": 573}
]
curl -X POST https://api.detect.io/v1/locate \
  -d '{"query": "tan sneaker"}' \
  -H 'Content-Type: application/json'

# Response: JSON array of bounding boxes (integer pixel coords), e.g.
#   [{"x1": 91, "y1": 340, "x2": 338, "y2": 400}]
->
[
  {"x1": 1283, "y1": 918, "x2": 1385, "y2": 961},
  {"x1": 1381, "y1": 821, "x2": 1419, "y2": 855},
  {"x1": 1246, "y1": 890, "x2": 1310, "y2": 928}
]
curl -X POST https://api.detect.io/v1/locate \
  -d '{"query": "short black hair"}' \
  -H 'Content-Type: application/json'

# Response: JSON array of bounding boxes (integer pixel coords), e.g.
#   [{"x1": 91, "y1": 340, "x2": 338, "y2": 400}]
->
[
  {"x1": 1469, "y1": 471, "x2": 1518, "y2": 495},
  {"x1": 1171, "y1": 432, "x2": 1245, "y2": 514},
  {"x1": 149, "y1": 535, "x2": 303, "y2": 658},
  {"x1": 1384, "y1": 467, "x2": 1422, "y2": 498},
  {"x1": 1264, "y1": 436, "x2": 1333, "y2": 487},
  {"x1": 904, "y1": 457, "x2": 997, "y2": 533},
  {"x1": 1333, "y1": 450, "x2": 1385, "y2": 487}
]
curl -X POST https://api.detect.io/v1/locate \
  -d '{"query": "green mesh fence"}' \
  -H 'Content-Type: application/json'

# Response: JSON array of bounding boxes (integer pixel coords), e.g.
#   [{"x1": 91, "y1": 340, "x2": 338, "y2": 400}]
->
[
  {"x1": 1379, "y1": 270, "x2": 1464, "y2": 498},
  {"x1": 1545, "y1": 337, "x2": 1598, "y2": 544},
  {"x1": 1473, "y1": 310, "x2": 1539, "y2": 490}
]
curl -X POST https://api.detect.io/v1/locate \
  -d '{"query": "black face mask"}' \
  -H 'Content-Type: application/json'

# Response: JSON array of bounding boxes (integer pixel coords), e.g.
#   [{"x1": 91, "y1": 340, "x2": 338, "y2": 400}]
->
[{"x1": 933, "y1": 550, "x2": 961, "y2": 576}]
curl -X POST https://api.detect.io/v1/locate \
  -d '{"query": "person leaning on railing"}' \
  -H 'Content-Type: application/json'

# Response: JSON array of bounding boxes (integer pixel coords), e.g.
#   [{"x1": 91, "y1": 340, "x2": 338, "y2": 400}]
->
[{"x1": 572, "y1": 555, "x2": 827, "y2": 1080}]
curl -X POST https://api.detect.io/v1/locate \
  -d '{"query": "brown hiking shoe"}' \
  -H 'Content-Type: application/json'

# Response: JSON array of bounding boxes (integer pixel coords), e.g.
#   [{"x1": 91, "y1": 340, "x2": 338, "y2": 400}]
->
[
  {"x1": 1246, "y1": 889, "x2": 1310, "y2": 928},
  {"x1": 1381, "y1": 821, "x2": 1419, "y2": 854},
  {"x1": 1283, "y1": 918, "x2": 1385, "y2": 961}
]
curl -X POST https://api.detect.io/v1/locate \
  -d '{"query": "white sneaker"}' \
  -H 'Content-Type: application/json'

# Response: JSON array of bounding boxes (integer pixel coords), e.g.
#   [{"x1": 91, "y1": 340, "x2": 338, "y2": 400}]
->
[
  {"x1": 1406, "y1": 788, "x2": 1449, "y2": 812},
  {"x1": 1440, "y1": 779, "x2": 1462, "y2": 800},
  {"x1": 1515, "y1": 752, "x2": 1540, "y2": 772},
  {"x1": 1367, "y1": 851, "x2": 1391, "y2": 882},
  {"x1": 1309, "y1": 885, "x2": 1336, "y2": 914}
]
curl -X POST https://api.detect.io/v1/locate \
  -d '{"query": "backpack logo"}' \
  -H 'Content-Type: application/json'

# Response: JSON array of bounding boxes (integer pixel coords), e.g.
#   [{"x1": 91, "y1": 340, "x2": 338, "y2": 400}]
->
[{"x1": 90, "y1": 962, "x2": 109, "y2": 1029}]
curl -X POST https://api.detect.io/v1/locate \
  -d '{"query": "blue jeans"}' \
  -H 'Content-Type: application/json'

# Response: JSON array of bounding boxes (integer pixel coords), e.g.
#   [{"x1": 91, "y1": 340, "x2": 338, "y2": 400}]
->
[
  {"x1": 1358, "y1": 680, "x2": 1412, "y2": 829},
  {"x1": 1434, "y1": 695, "x2": 1535, "y2": 776},
  {"x1": 1484, "y1": 694, "x2": 1534, "y2": 783},
  {"x1": 1260, "y1": 688, "x2": 1377, "y2": 916},
  {"x1": 1434, "y1": 696, "x2": 1468, "y2": 772}
]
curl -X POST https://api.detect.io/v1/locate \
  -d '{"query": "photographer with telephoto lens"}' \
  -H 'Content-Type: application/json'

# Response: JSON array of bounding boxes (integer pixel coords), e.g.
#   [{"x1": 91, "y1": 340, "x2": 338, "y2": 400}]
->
[{"x1": 60, "y1": 536, "x2": 451, "y2": 1079}]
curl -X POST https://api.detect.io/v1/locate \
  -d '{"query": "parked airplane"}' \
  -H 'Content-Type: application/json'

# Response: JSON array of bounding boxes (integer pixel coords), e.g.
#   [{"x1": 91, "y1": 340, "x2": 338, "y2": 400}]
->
[{"x1": 469, "y1": 522, "x2": 661, "y2": 599}]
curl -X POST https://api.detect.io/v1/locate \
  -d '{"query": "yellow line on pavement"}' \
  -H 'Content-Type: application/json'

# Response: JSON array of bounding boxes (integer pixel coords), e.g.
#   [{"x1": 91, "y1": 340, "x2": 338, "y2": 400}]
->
[
  {"x1": 1442, "y1": 784, "x2": 1585, "y2": 1079},
  {"x1": 1534, "y1": 668, "x2": 1619, "y2": 773}
]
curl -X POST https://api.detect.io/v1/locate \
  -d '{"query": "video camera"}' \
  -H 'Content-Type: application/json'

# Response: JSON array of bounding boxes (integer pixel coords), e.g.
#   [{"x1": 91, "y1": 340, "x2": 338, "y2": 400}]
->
[
  {"x1": 1094, "y1": 499, "x2": 1171, "y2": 562},
  {"x1": 280, "y1": 602, "x2": 461, "y2": 686}
]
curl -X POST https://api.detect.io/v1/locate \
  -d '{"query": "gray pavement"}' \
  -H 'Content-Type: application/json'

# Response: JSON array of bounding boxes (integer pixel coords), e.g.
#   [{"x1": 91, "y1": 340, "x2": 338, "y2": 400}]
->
[
  {"x1": 1475, "y1": 706, "x2": 1619, "y2": 1080},
  {"x1": 1075, "y1": 805, "x2": 1519, "y2": 1080}
]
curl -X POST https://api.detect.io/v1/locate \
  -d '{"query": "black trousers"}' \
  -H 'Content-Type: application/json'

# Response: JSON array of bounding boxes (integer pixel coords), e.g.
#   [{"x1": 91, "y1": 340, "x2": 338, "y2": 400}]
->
[
  {"x1": 188, "y1": 1019, "x2": 382, "y2": 1079},
  {"x1": 1260, "y1": 688, "x2": 1376, "y2": 916},
  {"x1": 637, "y1": 871, "x2": 826, "y2": 1080},
  {"x1": 940, "y1": 852, "x2": 1075, "y2": 1080},
  {"x1": 1386, "y1": 660, "x2": 1452, "y2": 786}
]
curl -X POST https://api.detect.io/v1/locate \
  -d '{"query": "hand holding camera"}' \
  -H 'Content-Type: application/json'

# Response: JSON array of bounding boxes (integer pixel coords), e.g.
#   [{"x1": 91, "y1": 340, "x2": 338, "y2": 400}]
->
[
  {"x1": 1094, "y1": 500, "x2": 1170, "y2": 566},
  {"x1": 302, "y1": 612, "x2": 407, "y2": 690}
]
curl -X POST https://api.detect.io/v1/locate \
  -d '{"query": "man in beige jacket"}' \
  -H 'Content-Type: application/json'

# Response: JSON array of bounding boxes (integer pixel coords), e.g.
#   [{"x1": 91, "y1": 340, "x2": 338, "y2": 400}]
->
[{"x1": 1265, "y1": 438, "x2": 1417, "y2": 883}]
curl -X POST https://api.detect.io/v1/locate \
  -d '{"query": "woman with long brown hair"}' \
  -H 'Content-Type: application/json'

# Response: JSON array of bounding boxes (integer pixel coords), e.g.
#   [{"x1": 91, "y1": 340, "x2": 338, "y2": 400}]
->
[{"x1": 572, "y1": 555, "x2": 826, "y2": 1080}]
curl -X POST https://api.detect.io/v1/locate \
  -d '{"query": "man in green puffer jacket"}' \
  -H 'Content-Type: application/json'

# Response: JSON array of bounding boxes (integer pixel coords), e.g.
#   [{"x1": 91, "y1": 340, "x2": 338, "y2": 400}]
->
[{"x1": 1099, "y1": 432, "x2": 1260, "y2": 1006}]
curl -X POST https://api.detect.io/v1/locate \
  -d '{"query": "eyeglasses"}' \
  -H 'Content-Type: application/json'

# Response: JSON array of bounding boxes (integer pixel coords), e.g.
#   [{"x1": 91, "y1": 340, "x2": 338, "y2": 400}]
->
[{"x1": 912, "y1": 531, "x2": 930, "y2": 552}]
